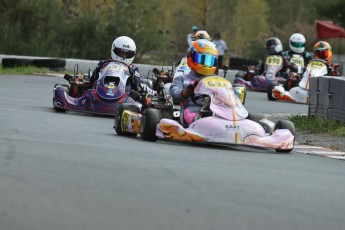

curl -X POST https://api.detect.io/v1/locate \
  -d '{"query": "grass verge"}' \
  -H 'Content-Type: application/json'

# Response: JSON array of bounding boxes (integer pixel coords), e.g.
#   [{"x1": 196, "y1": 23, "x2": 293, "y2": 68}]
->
[
  {"x1": 0, "y1": 65, "x2": 66, "y2": 75},
  {"x1": 290, "y1": 115, "x2": 345, "y2": 136}
]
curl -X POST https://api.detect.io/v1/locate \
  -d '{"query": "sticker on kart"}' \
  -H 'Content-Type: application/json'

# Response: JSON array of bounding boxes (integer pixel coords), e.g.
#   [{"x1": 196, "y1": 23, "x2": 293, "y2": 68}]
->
[
  {"x1": 309, "y1": 61, "x2": 326, "y2": 69},
  {"x1": 265, "y1": 55, "x2": 283, "y2": 66},
  {"x1": 203, "y1": 76, "x2": 232, "y2": 89}
]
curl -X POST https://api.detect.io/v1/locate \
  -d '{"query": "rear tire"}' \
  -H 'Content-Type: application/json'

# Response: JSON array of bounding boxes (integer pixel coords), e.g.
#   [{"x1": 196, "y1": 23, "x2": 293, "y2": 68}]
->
[
  {"x1": 275, "y1": 120, "x2": 295, "y2": 153},
  {"x1": 114, "y1": 103, "x2": 140, "y2": 137},
  {"x1": 267, "y1": 83, "x2": 277, "y2": 101},
  {"x1": 140, "y1": 78, "x2": 153, "y2": 90},
  {"x1": 247, "y1": 113, "x2": 273, "y2": 134},
  {"x1": 141, "y1": 109, "x2": 161, "y2": 142}
]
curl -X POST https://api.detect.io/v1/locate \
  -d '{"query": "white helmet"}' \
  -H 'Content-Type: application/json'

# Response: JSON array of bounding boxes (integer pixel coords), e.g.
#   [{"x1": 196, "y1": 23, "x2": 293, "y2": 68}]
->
[
  {"x1": 289, "y1": 33, "x2": 306, "y2": 54},
  {"x1": 111, "y1": 36, "x2": 136, "y2": 65}
]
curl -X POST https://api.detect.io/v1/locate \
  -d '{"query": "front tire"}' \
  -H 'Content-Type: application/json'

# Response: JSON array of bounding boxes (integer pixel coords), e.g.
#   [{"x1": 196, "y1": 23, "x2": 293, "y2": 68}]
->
[
  {"x1": 247, "y1": 113, "x2": 273, "y2": 134},
  {"x1": 114, "y1": 103, "x2": 140, "y2": 137},
  {"x1": 267, "y1": 82, "x2": 277, "y2": 101},
  {"x1": 275, "y1": 120, "x2": 295, "y2": 153},
  {"x1": 141, "y1": 109, "x2": 161, "y2": 142}
]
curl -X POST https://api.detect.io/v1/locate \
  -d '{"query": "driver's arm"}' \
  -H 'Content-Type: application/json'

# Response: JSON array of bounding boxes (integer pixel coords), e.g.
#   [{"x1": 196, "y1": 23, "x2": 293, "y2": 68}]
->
[{"x1": 169, "y1": 75, "x2": 185, "y2": 102}]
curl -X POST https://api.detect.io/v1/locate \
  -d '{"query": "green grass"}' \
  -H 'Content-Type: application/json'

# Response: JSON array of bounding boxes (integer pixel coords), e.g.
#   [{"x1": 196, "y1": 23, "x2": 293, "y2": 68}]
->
[
  {"x1": 0, "y1": 65, "x2": 65, "y2": 75},
  {"x1": 290, "y1": 115, "x2": 345, "y2": 136}
]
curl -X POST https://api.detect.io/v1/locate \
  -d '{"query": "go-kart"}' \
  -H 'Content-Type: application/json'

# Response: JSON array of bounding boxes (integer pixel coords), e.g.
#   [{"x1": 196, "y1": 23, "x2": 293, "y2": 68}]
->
[
  {"x1": 115, "y1": 75, "x2": 295, "y2": 153},
  {"x1": 53, "y1": 62, "x2": 141, "y2": 115},
  {"x1": 267, "y1": 59, "x2": 329, "y2": 104},
  {"x1": 234, "y1": 55, "x2": 286, "y2": 91}
]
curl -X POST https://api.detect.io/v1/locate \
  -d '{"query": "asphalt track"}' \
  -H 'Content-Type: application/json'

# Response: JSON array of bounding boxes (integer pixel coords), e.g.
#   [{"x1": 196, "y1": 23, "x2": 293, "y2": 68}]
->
[{"x1": 1, "y1": 74, "x2": 345, "y2": 230}]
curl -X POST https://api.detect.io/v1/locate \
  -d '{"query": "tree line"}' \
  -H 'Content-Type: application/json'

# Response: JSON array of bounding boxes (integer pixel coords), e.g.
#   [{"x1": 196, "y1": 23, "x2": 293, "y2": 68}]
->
[{"x1": 0, "y1": 0, "x2": 344, "y2": 65}]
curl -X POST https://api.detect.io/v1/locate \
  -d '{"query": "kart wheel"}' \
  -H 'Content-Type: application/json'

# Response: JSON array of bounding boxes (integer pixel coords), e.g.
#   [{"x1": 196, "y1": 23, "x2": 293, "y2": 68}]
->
[
  {"x1": 247, "y1": 113, "x2": 273, "y2": 134},
  {"x1": 234, "y1": 71, "x2": 246, "y2": 79},
  {"x1": 129, "y1": 90, "x2": 141, "y2": 101},
  {"x1": 267, "y1": 83, "x2": 277, "y2": 101},
  {"x1": 140, "y1": 79, "x2": 153, "y2": 90},
  {"x1": 114, "y1": 103, "x2": 140, "y2": 137},
  {"x1": 141, "y1": 108, "x2": 161, "y2": 142},
  {"x1": 275, "y1": 120, "x2": 295, "y2": 153},
  {"x1": 53, "y1": 84, "x2": 69, "y2": 112}
]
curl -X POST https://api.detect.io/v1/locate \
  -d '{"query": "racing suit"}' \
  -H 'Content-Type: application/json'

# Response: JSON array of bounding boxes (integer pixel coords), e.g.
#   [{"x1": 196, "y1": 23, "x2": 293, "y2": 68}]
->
[
  {"x1": 283, "y1": 50, "x2": 312, "y2": 67},
  {"x1": 173, "y1": 55, "x2": 190, "y2": 80},
  {"x1": 169, "y1": 70, "x2": 202, "y2": 125}
]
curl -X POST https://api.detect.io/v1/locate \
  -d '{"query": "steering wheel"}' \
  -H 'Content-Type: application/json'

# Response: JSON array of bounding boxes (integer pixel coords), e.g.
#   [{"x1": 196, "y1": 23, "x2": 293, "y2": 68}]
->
[
  {"x1": 190, "y1": 76, "x2": 209, "y2": 106},
  {"x1": 191, "y1": 93, "x2": 209, "y2": 106}
]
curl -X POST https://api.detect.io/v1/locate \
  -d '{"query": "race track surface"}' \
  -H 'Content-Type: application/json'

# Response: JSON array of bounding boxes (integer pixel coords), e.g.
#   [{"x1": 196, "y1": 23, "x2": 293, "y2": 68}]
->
[{"x1": 0, "y1": 74, "x2": 344, "y2": 230}]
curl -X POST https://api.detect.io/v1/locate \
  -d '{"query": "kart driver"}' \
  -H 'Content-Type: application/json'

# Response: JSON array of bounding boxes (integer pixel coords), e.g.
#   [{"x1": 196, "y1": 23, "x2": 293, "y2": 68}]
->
[
  {"x1": 259, "y1": 37, "x2": 298, "y2": 76},
  {"x1": 70, "y1": 36, "x2": 141, "y2": 96},
  {"x1": 242, "y1": 37, "x2": 298, "y2": 81},
  {"x1": 169, "y1": 39, "x2": 218, "y2": 125},
  {"x1": 313, "y1": 41, "x2": 342, "y2": 76},
  {"x1": 283, "y1": 33, "x2": 312, "y2": 66}
]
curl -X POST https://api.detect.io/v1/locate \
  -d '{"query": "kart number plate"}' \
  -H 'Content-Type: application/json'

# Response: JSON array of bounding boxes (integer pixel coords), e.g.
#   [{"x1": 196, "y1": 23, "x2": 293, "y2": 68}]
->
[
  {"x1": 290, "y1": 56, "x2": 304, "y2": 67},
  {"x1": 309, "y1": 61, "x2": 325, "y2": 69},
  {"x1": 266, "y1": 55, "x2": 282, "y2": 66},
  {"x1": 204, "y1": 77, "x2": 231, "y2": 89}
]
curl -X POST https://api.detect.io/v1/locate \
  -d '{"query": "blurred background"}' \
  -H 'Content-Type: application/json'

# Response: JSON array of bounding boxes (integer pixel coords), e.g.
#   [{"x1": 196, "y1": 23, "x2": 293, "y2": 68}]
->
[{"x1": 1, "y1": 0, "x2": 344, "y2": 66}]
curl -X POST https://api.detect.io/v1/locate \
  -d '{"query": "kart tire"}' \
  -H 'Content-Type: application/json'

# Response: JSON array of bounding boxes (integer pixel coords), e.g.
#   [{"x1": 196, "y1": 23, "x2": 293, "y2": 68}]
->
[
  {"x1": 129, "y1": 90, "x2": 141, "y2": 102},
  {"x1": 274, "y1": 120, "x2": 295, "y2": 153},
  {"x1": 2, "y1": 58, "x2": 34, "y2": 68},
  {"x1": 53, "y1": 84, "x2": 69, "y2": 112},
  {"x1": 141, "y1": 108, "x2": 161, "y2": 142},
  {"x1": 140, "y1": 78, "x2": 153, "y2": 90},
  {"x1": 247, "y1": 113, "x2": 273, "y2": 134},
  {"x1": 114, "y1": 103, "x2": 140, "y2": 137},
  {"x1": 267, "y1": 83, "x2": 277, "y2": 101},
  {"x1": 234, "y1": 71, "x2": 246, "y2": 79}
]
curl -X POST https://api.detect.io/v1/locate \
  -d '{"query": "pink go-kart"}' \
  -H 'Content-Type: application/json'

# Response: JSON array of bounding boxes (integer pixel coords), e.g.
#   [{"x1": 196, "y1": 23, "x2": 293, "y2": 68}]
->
[{"x1": 115, "y1": 75, "x2": 295, "y2": 153}]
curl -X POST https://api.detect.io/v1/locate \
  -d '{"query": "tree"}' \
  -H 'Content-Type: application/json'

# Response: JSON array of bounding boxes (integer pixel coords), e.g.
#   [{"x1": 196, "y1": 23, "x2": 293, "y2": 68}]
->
[
  {"x1": 316, "y1": 0, "x2": 345, "y2": 27},
  {"x1": 230, "y1": 0, "x2": 270, "y2": 59}
]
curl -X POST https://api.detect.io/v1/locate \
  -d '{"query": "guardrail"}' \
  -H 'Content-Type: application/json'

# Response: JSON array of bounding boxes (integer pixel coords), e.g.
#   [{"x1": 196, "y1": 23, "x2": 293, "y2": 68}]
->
[{"x1": 309, "y1": 76, "x2": 345, "y2": 125}]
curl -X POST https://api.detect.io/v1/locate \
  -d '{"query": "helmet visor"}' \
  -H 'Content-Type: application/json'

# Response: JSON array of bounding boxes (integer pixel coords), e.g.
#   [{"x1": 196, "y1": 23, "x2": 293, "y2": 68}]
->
[
  {"x1": 191, "y1": 52, "x2": 217, "y2": 67},
  {"x1": 114, "y1": 47, "x2": 135, "y2": 59},
  {"x1": 291, "y1": 41, "x2": 305, "y2": 48},
  {"x1": 315, "y1": 49, "x2": 330, "y2": 59}
]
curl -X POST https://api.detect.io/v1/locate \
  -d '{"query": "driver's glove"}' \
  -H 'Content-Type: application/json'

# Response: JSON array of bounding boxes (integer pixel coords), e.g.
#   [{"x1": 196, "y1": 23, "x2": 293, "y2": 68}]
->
[{"x1": 181, "y1": 84, "x2": 195, "y2": 99}]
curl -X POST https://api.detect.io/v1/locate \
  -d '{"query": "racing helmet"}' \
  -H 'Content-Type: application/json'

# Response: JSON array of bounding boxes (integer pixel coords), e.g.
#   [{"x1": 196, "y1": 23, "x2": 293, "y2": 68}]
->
[
  {"x1": 289, "y1": 33, "x2": 306, "y2": 54},
  {"x1": 265, "y1": 37, "x2": 283, "y2": 55},
  {"x1": 192, "y1": 30, "x2": 211, "y2": 41},
  {"x1": 111, "y1": 36, "x2": 136, "y2": 65},
  {"x1": 187, "y1": 39, "x2": 218, "y2": 75},
  {"x1": 313, "y1": 41, "x2": 332, "y2": 64}
]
